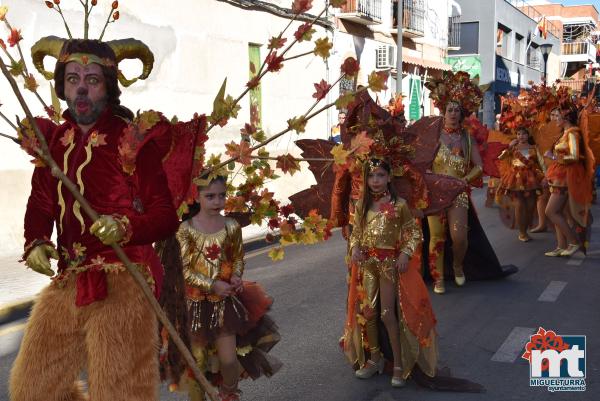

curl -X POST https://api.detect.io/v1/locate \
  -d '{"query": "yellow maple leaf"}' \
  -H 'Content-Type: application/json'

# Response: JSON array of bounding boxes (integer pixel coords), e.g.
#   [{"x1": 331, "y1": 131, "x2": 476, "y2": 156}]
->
[
  {"x1": 313, "y1": 37, "x2": 333, "y2": 60},
  {"x1": 300, "y1": 229, "x2": 318, "y2": 245},
  {"x1": 268, "y1": 247, "x2": 285, "y2": 261},
  {"x1": 330, "y1": 144, "x2": 350, "y2": 165},
  {"x1": 23, "y1": 74, "x2": 38, "y2": 92},
  {"x1": 137, "y1": 110, "x2": 161, "y2": 132},
  {"x1": 368, "y1": 71, "x2": 388, "y2": 92}
]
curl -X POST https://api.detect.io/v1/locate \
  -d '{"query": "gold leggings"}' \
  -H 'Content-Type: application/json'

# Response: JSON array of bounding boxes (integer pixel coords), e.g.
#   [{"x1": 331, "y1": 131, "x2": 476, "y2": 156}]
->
[
  {"x1": 362, "y1": 260, "x2": 397, "y2": 354},
  {"x1": 427, "y1": 206, "x2": 469, "y2": 280}
]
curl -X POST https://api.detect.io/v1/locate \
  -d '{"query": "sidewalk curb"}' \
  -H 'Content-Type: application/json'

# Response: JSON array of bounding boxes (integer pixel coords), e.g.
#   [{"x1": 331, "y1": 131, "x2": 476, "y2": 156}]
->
[
  {"x1": 0, "y1": 297, "x2": 35, "y2": 325},
  {"x1": 0, "y1": 232, "x2": 309, "y2": 325}
]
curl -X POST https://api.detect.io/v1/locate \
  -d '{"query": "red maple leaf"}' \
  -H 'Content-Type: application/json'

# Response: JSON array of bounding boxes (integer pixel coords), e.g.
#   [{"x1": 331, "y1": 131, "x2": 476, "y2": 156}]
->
[
  {"x1": 268, "y1": 218, "x2": 280, "y2": 230},
  {"x1": 265, "y1": 51, "x2": 284, "y2": 72},
  {"x1": 268, "y1": 36, "x2": 287, "y2": 50},
  {"x1": 292, "y1": 0, "x2": 313, "y2": 14},
  {"x1": 379, "y1": 202, "x2": 396, "y2": 217},
  {"x1": 8, "y1": 28, "x2": 22, "y2": 47},
  {"x1": 340, "y1": 57, "x2": 360, "y2": 77},
  {"x1": 312, "y1": 79, "x2": 331, "y2": 101},
  {"x1": 246, "y1": 76, "x2": 260, "y2": 89},
  {"x1": 294, "y1": 22, "x2": 314, "y2": 42},
  {"x1": 280, "y1": 204, "x2": 295, "y2": 217},
  {"x1": 204, "y1": 244, "x2": 221, "y2": 260},
  {"x1": 276, "y1": 154, "x2": 301, "y2": 175}
]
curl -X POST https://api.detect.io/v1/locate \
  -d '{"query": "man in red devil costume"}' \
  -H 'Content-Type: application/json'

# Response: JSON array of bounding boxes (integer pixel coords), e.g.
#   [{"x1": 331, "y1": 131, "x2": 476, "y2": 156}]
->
[{"x1": 9, "y1": 38, "x2": 179, "y2": 401}]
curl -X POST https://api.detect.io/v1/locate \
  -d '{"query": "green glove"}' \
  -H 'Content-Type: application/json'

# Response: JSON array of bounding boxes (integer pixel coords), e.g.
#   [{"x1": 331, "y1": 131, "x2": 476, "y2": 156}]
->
[
  {"x1": 26, "y1": 244, "x2": 58, "y2": 276},
  {"x1": 89, "y1": 215, "x2": 126, "y2": 245}
]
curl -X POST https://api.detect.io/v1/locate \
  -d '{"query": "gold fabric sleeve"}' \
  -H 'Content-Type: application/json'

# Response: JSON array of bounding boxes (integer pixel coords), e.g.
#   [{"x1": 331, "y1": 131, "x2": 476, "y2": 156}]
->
[
  {"x1": 397, "y1": 202, "x2": 422, "y2": 257},
  {"x1": 561, "y1": 130, "x2": 580, "y2": 163}
]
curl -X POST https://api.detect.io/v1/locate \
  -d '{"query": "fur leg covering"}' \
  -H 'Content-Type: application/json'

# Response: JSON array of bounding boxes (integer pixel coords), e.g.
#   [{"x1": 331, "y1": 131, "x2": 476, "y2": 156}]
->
[
  {"x1": 9, "y1": 279, "x2": 86, "y2": 401},
  {"x1": 85, "y1": 273, "x2": 158, "y2": 401}
]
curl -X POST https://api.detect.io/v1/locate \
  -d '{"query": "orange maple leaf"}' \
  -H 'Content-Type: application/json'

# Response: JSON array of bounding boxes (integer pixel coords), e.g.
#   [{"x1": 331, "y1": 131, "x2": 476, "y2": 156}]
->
[
  {"x1": 225, "y1": 140, "x2": 252, "y2": 165},
  {"x1": 350, "y1": 131, "x2": 374, "y2": 156}
]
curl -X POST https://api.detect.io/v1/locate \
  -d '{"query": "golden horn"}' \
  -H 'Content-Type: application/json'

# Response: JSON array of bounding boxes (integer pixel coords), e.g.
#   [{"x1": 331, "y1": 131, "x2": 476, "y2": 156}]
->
[
  {"x1": 107, "y1": 38, "x2": 155, "y2": 87},
  {"x1": 30, "y1": 36, "x2": 67, "y2": 80}
]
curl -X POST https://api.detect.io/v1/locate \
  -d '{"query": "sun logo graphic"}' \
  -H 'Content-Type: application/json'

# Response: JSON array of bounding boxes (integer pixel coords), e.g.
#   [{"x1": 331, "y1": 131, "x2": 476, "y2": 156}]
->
[{"x1": 522, "y1": 327, "x2": 586, "y2": 392}]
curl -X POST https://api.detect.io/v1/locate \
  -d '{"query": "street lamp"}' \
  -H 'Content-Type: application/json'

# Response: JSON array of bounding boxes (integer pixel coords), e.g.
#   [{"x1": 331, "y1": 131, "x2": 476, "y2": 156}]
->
[{"x1": 539, "y1": 43, "x2": 553, "y2": 84}]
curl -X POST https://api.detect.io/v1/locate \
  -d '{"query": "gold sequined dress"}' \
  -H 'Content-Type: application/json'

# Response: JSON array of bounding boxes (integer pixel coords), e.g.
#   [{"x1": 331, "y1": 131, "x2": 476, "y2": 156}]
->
[
  {"x1": 342, "y1": 198, "x2": 438, "y2": 379},
  {"x1": 176, "y1": 218, "x2": 281, "y2": 385}
]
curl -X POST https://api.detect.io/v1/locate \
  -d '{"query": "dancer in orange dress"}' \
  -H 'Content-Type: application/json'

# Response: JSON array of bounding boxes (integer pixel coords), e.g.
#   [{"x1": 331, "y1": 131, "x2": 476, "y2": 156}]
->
[
  {"x1": 497, "y1": 127, "x2": 545, "y2": 242},
  {"x1": 544, "y1": 106, "x2": 593, "y2": 256}
]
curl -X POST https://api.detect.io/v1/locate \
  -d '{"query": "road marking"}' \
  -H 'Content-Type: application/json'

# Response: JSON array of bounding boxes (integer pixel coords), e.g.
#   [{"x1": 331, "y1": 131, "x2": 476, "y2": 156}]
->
[
  {"x1": 491, "y1": 326, "x2": 535, "y2": 363},
  {"x1": 0, "y1": 322, "x2": 27, "y2": 358},
  {"x1": 566, "y1": 251, "x2": 585, "y2": 266},
  {"x1": 538, "y1": 281, "x2": 567, "y2": 302},
  {"x1": 0, "y1": 322, "x2": 27, "y2": 337}
]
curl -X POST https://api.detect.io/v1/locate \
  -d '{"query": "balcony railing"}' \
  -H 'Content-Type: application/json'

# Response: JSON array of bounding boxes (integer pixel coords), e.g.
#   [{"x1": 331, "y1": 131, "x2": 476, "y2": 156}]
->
[
  {"x1": 562, "y1": 41, "x2": 596, "y2": 61},
  {"x1": 339, "y1": 0, "x2": 382, "y2": 25},
  {"x1": 506, "y1": 0, "x2": 561, "y2": 39},
  {"x1": 557, "y1": 79, "x2": 586, "y2": 93},
  {"x1": 392, "y1": 0, "x2": 425, "y2": 38}
]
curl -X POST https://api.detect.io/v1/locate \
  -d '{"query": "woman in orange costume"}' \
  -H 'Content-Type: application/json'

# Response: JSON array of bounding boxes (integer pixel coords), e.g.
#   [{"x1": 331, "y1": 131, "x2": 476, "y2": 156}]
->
[
  {"x1": 544, "y1": 106, "x2": 593, "y2": 257},
  {"x1": 497, "y1": 127, "x2": 545, "y2": 242},
  {"x1": 426, "y1": 100, "x2": 484, "y2": 294}
]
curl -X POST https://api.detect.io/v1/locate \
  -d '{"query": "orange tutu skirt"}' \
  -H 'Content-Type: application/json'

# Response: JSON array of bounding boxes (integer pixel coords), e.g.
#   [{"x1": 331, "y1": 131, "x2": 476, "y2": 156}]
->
[
  {"x1": 499, "y1": 166, "x2": 543, "y2": 192},
  {"x1": 546, "y1": 161, "x2": 568, "y2": 187}
]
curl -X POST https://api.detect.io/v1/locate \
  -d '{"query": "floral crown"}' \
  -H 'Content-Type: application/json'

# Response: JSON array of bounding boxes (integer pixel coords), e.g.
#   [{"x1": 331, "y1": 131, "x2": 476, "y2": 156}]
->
[
  {"x1": 31, "y1": 1, "x2": 154, "y2": 87},
  {"x1": 425, "y1": 71, "x2": 482, "y2": 115}
]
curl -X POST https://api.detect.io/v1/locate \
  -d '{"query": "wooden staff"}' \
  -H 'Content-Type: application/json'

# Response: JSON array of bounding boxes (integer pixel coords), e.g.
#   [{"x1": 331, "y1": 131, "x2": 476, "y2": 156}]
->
[{"x1": 0, "y1": 58, "x2": 219, "y2": 401}]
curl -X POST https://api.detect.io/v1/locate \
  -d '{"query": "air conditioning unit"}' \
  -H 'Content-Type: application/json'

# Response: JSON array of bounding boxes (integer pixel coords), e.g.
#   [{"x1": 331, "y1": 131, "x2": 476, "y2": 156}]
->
[{"x1": 376, "y1": 45, "x2": 395, "y2": 69}]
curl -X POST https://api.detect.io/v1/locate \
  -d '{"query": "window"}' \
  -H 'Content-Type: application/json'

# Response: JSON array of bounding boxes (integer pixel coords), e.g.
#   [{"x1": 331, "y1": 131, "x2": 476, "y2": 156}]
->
[
  {"x1": 248, "y1": 44, "x2": 262, "y2": 128},
  {"x1": 515, "y1": 33, "x2": 524, "y2": 64},
  {"x1": 496, "y1": 24, "x2": 511, "y2": 59},
  {"x1": 527, "y1": 43, "x2": 540, "y2": 70},
  {"x1": 448, "y1": 22, "x2": 479, "y2": 55}
]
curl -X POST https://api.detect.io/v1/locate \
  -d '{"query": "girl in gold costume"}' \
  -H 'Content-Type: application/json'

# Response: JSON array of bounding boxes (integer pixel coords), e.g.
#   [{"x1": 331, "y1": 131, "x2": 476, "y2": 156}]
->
[
  {"x1": 175, "y1": 176, "x2": 281, "y2": 401},
  {"x1": 427, "y1": 101, "x2": 484, "y2": 294},
  {"x1": 544, "y1": 107, "x2": 593, "y2": 257},
  {"x1": 497, "y1": 127, "x2": 545, "y2": 242},
  {"x1": 344, "y1": 158, "x2": 435, "y2": 387}
]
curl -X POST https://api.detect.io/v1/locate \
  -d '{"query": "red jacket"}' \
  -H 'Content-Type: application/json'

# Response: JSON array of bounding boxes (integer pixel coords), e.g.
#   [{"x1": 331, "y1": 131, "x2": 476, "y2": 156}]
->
[{"x1": 24, "y1": 107, "x2": 179, "y2": 306}]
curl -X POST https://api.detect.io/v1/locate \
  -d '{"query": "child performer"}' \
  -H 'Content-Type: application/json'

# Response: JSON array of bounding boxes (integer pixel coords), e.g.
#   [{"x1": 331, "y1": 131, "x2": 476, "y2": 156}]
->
[
  {"x1": 497, "y1": 127, "x2": 545, "y2": 242},
  {"x1": 175, "y1": 175, "x2": 281, "y2": 401},
  {"x1": 344, "y1": 158, "x2": 435, "y2": 387}
]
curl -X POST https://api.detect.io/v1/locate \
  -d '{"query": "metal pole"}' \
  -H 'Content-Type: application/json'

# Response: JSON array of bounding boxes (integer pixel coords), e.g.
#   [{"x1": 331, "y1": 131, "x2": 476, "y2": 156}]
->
[{"x1": 395, "y1": 0, "x2": 403, "y2": 94}]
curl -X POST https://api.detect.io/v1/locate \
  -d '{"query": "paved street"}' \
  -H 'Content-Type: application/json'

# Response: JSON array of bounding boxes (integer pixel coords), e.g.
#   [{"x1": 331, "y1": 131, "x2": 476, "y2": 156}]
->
[{"x1": 1, "y1": 188, "x2": 599, "y2": 400}]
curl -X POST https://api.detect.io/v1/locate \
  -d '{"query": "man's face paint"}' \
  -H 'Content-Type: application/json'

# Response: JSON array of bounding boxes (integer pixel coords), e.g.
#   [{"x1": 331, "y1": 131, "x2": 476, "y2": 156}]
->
[{"x1": 64, "y1": 61, "x2": 108, "y2": 126}]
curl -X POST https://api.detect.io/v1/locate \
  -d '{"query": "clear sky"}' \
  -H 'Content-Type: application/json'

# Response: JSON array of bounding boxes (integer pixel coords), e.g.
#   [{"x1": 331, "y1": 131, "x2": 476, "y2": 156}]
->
[{"x1": 547, "y1": 0, "x2": 600, "y2": 12}]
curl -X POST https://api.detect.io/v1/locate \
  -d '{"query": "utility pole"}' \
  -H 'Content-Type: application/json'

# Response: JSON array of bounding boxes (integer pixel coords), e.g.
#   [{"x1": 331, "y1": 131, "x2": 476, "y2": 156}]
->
[{"x1": 396, "y1": 0, "x2": 403, "y2": 94}]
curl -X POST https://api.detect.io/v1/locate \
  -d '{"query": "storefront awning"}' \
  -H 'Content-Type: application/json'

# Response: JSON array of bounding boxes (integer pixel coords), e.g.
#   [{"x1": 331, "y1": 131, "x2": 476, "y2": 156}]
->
[{"x1": 403, "y1": 55, "x2": 453, "y2": 71}]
